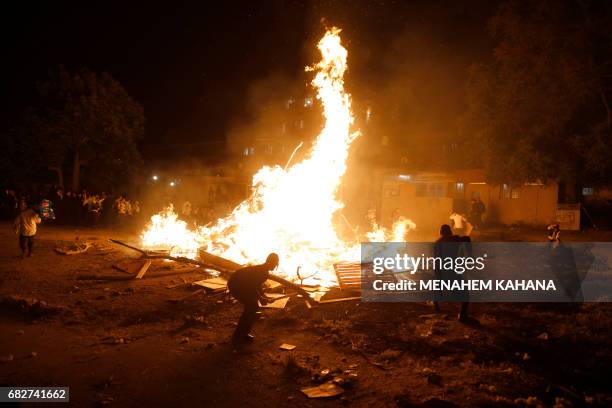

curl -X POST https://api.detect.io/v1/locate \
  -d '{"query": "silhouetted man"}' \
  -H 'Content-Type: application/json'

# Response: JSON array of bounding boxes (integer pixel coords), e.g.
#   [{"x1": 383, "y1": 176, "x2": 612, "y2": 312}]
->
[
  {"x1": 14, "y1": 203, "x2": 41, "y2": 258},
  {"x1": 469, "y1": 198, "x2": 485, "y2": 229},
  {"x1": 457, "y1": 235, "x2": 475, "y2": 323},
  {"x1": 228, "y1": 253, "x2": 279, "y2": 343},
  {"x1": 433, "y1": 225, "x2": 459, "y2": 312}
]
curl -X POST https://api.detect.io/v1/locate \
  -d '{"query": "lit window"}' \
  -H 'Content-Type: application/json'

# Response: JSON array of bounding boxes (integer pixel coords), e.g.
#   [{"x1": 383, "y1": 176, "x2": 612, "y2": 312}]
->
[
  {"x1": 243, "y1": 147, "x2": 255, "y2": 156},
  {"x1": 502, "y1": 184, "x2": 510, "y2": 199},
  {"x1": 304, "y1": 97, "x2": 313, "y2": 107},
  {"x1": 416, "y1": 183, "x2": 444, "y2": 197},
  {"x1": 582, "y1": 187, "x2": 593, "y2": 196},
  {"x1": 455, "y1": 182, "x2": 464, "y2": 193},
  {"x1": 429, "y1": 183, "x2": 444, "y2": 197},
  {"x1": 366, "y1": 107, "x2": 372, "y2": 123},
  {"x1": 285, "y1": 98, "x2": 294, "y2": 109},
  {"x1": 502, "y1": 184, "x2": 520, "y2": 199}
]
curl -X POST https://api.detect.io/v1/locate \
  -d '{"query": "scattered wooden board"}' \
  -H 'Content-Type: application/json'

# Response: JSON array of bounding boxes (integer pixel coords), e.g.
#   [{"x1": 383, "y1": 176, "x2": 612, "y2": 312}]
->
[
  {"x1": 333, "y1": 262, "x2": 364, "y2": 291},
  {"x1": 260, "y1": 293, "x2": 290, "y2": 309},
  {"x1": 318, "y1": 296, "x2": 361, "y2": 304},
  {"x1": 192, "y1": 277, "x2": 227, "y2": 292},
  {"x1": 301, "y1": 381, "x2": 344, "y2": 398},
  {"x1": 135, "y1": 260, "x2": 152, "y2": 279},
  {"x1": 113, "y1": 260, "x2": 148, "y2": 275}
]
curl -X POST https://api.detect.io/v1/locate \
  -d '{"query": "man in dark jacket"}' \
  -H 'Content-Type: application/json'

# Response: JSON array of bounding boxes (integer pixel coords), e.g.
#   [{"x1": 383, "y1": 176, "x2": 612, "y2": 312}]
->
[
  {"x1": 433, "y1": 224, "x2": 460, "y2": 313},
  {"x1": 228, "y1": 253, "x2": 279, "y2": 343},
  {"x1": 433, "y1": 225, "x2": 477, "y2": 323}
]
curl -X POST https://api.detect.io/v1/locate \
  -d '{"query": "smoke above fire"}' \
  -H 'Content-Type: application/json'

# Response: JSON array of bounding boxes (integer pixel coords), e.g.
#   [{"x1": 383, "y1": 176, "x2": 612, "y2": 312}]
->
[{"x1": 142, "y1": 28, "x2": 414, "y2": 285}]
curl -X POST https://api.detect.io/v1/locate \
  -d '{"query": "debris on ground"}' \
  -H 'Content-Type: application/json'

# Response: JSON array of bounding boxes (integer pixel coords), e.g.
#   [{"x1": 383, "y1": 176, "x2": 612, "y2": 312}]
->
[
  {"x1": 301, "y1": 381, "x2": 344, "y2": 398},
  {"x1": 135, "y1": 260, "x2": 152, "y2": 279},
  {"x1": 192, "y1": 277, "x2": 227, "y2": 293},
  {"x1": 168, "y1": 288, "x2": 205, "y2": 303},
  {"x1": 113, "y1": 260, "x2": 147, "y2": 274},
  {"x1": 183, "y1": 314, "x2": 207, "y2": 326},
  {"x1": 0, "y1": 295, "x2": 65, "y2": 318},
  {"x1": 282, "y1": 355, "x2": 311, "y2": 379},
  {"x1": 260, "y1": 294, "x2": 290, "y2": 309},
  {"x1": 54, "y1": 241, "x2": 92, "y2": 255}
]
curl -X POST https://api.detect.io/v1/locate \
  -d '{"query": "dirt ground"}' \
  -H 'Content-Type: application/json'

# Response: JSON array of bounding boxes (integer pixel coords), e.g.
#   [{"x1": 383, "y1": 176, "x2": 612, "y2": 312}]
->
[{"x1": 0, "y1": 222, "x2": 611, "y2": 407}]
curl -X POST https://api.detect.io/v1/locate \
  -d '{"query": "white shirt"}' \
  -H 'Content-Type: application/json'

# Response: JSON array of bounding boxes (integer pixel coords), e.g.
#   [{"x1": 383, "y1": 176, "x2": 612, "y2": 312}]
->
[
  {"x1": 14, "y1": 209, "x2": 41, "y2": 236},
  {"x1": 450, "y1": 213, "x2": 465, "y2": 229}
]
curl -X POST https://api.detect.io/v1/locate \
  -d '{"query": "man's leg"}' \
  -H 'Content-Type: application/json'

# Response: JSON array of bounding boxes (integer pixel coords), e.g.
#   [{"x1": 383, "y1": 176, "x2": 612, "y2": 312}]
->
[
  {"x1": 27, "y1": 235, "x2": 34, "y2": 256},
  {"x1": 19, "y1": 235, "x2": 27, "y2": 257},
  {"x1": 233, "y1": 298, "x2": 259, "y2": 342}
]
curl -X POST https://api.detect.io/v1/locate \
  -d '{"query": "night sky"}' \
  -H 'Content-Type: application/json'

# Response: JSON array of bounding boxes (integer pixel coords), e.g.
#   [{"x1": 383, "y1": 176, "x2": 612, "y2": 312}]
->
[{"x1": 2, "y1": 1, "x2": 496, "y2": 160}]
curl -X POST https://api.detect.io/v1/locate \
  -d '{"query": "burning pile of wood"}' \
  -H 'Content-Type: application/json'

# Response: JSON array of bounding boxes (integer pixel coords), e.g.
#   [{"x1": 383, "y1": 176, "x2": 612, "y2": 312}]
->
[
  {"x1": 107, "y1": 239, "x2": 363, "y2": 308},
  {"x1": 110, "y1": 239, "x2": 336, "y2": 306}
]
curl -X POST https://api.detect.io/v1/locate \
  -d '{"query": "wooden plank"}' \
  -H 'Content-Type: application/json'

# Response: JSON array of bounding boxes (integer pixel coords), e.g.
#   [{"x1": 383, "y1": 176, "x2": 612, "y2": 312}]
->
[
  {"x1": 319, "y1": 296, "x2": 361, "y2": 304},
  {"x1": 192, "y1": 277, "x2": 228, "y2": 291},
  {"x1": 113, "y1": 260, "x2": 147, "y2": 275},
  {"x1": 108, "y1": 240, "x2": 318, "y2": 306},
  {"x1": 135, "y1": 260, "x2": 152, "y2": 279}
]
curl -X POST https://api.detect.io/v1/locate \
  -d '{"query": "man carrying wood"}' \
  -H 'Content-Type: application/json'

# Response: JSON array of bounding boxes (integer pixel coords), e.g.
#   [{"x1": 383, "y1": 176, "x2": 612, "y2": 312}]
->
[{"x1": 228, "y1": 253, "x2": 279, "y2": 344}]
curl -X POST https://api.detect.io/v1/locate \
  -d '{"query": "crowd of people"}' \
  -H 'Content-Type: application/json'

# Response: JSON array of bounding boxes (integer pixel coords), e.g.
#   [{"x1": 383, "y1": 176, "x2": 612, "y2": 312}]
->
[{"x1": 0, "y1": 186, "x2": 141, "y2": 227}]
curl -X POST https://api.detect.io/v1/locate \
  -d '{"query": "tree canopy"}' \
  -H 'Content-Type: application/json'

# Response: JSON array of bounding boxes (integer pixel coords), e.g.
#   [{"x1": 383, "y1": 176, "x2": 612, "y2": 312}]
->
[
  {"x1": 10, "y1": 66, "x2": 144, "y2": 191},
  {"x1": 463, "y1": 0, "x2": 612, "y2": 185}
]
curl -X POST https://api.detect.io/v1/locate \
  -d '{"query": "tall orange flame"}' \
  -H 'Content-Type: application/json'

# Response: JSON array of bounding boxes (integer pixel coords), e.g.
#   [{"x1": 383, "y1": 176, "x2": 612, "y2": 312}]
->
[{"x1": 142, "y1": 28, "x2": 414, "y2": 285}]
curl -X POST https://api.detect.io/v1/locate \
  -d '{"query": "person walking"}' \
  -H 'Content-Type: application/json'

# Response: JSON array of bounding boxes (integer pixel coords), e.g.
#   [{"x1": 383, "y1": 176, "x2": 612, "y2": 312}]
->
[
  {"x1": 14, "y1": 203, "x2": 42, "y2": 258},
  {"x1": 449, "y1": 211, "x2": 467, "y2": 235}
]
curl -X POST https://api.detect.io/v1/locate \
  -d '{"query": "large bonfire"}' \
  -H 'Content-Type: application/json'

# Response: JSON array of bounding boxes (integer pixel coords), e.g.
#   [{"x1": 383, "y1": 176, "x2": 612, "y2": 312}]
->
[{"x1": 142, "y1": 28, "x2": 414, "y2": 285}]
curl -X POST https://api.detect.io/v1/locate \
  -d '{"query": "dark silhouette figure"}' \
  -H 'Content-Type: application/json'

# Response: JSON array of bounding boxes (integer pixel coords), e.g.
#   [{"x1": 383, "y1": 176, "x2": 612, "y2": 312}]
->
[
  {"x1": 433, "y1": 225, "x2": 478, "y2": 323},
  {"x1": 457, "y1": 236, "x2": 476, "y2": 323},
  {"x1": 228, "y1": 253, "x2": 280, "y2": 343},
  {"x1": 433, "y1": 224, "x2": 459, "y2": 313},
  {"x1": 469, "y1": 197, "x2": 486, "y2": 229}
]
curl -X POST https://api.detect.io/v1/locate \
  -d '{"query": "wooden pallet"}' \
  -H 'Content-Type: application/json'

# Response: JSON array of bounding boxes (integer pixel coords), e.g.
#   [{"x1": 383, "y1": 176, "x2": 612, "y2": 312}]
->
[{"x1": 333, "y1": 262, "x2": 372, "y2": 291}]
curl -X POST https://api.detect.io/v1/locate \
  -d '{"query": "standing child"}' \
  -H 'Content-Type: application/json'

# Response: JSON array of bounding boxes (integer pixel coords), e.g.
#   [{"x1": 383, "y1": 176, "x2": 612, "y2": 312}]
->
[{"x1": 14, "y1": 203, "x2": 42, "y2": 258}]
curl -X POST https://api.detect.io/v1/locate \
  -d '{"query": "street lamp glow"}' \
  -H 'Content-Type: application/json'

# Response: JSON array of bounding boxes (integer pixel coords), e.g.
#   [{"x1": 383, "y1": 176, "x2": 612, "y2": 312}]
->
[
  {"x1": 152, "y1": 175, "x2": 158, "y2": 181},
  {"x1": 169, "y1": 181, "x2": 176, "y2": 187}
]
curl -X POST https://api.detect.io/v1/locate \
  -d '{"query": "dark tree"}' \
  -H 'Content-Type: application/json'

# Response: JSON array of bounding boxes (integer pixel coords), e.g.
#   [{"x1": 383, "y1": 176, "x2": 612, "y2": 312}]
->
[
  {"x1": 13, "y1": 66, "x2": 144, "y2": 191},
  {"x1": 462, "y1": 0, "x2": 612, "y2": 185}
]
